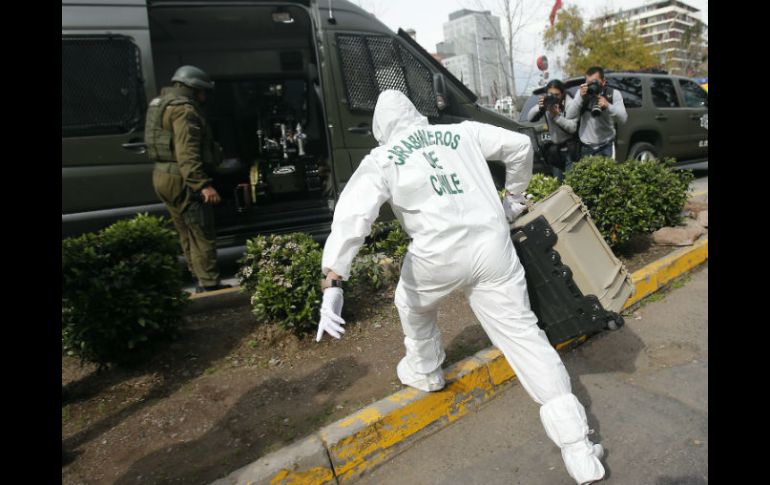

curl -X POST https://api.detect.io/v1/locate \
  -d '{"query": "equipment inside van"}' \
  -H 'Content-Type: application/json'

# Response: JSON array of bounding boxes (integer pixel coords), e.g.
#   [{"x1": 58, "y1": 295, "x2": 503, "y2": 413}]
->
[{"x1": 149, "y1": 4, "x2": 332, "y2": 244}]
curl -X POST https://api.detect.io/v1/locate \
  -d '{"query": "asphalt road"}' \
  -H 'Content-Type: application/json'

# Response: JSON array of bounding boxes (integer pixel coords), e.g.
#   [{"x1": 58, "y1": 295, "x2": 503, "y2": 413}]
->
[{"x1": 355, "y1": 264, "x2": 708, "y2": 485}]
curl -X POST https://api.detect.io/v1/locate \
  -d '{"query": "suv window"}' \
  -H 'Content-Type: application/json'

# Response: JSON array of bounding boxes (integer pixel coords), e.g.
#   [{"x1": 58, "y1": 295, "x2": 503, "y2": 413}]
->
[
  {"x1": 336, "y1": 34, "x2": 438, "y2": 117},
  {"x1": 62, "y1": 35, "x2": 145, "y2": 137},
  {"x1": 678, "y1": 79, "x2": 707, "y2": 108},
  {"x1": 606, "y1": 76, "x2": 643, "y2": 108},
  {"x1": 650, "y1": 78, "x2": 680, "y2": 108}
]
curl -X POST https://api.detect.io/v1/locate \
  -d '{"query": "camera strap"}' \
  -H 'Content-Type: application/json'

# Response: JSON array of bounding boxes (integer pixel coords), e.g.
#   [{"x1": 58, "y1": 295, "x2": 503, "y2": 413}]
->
[
  {"x1": 604, "y1": 86, "x2": 614, "y2": 103},
  {"x1": 580, "y1": 86, "x2": 614, "y2": 113}
]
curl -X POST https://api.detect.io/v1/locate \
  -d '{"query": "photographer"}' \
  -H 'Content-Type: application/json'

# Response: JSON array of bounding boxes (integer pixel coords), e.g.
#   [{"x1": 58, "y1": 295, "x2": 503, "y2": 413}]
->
[
  {"x1": 527, "y1": 79, "x2": 577, "y2": 181},
  {"x1": 566, "y1": 66, "x2": 627, "y2": 160}
]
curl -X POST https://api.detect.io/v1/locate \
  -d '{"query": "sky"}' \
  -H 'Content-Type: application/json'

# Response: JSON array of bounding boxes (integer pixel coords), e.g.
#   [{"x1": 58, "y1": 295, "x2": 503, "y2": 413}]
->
[{"x1": 356, "y1": 0, "x2": 708, "y2": 96}]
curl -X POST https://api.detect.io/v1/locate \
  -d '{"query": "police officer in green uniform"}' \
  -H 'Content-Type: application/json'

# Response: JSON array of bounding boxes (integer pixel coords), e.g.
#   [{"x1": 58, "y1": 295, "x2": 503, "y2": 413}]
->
[{"x1": 145, "y1": 65, "x2": 230, "y2": 293}]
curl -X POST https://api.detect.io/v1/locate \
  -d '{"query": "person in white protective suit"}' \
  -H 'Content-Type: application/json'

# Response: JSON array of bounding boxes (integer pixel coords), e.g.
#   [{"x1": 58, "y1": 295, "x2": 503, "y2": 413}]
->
[{"x1": 316, "y1": 90, "x2": 605, "y2": 484}]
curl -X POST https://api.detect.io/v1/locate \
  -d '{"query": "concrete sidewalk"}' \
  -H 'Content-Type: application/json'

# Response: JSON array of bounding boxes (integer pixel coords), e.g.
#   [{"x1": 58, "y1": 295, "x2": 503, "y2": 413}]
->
[{"x1": 355, "y1": 265, "x2": 708, "y2": 485}]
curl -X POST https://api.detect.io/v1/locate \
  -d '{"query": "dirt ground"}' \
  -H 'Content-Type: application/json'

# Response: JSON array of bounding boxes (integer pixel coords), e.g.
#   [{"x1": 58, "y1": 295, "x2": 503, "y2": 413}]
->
[
  {"x1": 62, "y1": 286, "x2": 493, "y2": 485},
  {"x1": 615, "y1": 234, "x2": 680, "y2": 273},
  {"x1": 61, "y1": 236, "x2": 694, "y2": 485}
]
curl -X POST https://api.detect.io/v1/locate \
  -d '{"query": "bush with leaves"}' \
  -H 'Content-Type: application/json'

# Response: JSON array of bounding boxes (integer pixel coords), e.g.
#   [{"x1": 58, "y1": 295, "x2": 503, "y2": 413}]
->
[
  {"x1": 62, "y1": 214, "x2": 189, "y2": 366},
  {"x1": 624, "y1": 158, "x2": 693, "y2": 231},
  {"x1": 351, "y1": 220, "x2": 411, "y2": 291},
  {"x1": 565, "y1": 156, "x2": 693, "y2": 247},
  {"x1": 564, "y1": 156, "x2": 641, "y2": 247},
  {"x1": 525, "y1": 173, "x2": 563, "y2": 202},
  {"x1": 237, "y1": 233, "x2": 322, "y2": 335},
  {"x1": 371, "y1": 220, "x2": 410, "y2": 264},
  {"x1": 349, "y1": 253, "x2": 392, "y2": 292}
]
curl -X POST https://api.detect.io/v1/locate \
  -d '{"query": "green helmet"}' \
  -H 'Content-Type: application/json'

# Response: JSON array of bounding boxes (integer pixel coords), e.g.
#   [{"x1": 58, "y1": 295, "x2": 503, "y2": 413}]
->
[{"x1": 171, "y1": 65, "x2": 215, "y2": 90}]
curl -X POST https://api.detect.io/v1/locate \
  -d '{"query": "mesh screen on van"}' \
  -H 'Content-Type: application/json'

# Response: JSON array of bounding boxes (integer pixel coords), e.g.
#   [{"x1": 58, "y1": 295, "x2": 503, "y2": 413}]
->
[
  {"x1": 62, "y1": 36, "x2": 145, "y2": 137},
  {"x1": 336, "y1": 34, "x2": 438, "y2": 117}
]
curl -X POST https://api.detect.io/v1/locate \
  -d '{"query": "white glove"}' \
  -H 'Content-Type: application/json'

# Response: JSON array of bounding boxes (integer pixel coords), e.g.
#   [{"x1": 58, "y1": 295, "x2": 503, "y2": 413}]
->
[
  {"x1": 316, "y1": 287, "x2": 346, "y2": 342},
  {"x1": 503, "y1": 192, "x2": 528, "y2": 223}
]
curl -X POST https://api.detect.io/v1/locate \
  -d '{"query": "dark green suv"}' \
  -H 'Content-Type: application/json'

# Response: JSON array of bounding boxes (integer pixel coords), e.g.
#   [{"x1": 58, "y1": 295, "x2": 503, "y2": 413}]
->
[{"x1": 520, "y1": 71, "x2": 708, "y2": 170}]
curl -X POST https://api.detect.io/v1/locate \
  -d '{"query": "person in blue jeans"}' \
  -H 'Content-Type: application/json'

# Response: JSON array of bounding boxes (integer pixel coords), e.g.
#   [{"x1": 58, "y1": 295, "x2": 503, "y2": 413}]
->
[
  {"x1": 566, "y1": 66, "x2": 627, "y2": 160},
  {"x1": 527, "y1": 79, "x2": 578, "y2": 181}
]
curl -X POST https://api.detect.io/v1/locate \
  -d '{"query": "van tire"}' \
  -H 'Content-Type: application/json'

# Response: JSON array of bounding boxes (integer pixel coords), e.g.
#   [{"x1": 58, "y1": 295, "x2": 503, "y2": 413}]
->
[{"x1": 628, "y1": 142, "x2": 659, "y2": 162}]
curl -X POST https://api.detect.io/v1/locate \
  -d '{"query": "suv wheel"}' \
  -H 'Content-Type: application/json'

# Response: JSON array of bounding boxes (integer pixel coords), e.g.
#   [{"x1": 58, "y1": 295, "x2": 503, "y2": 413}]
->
[{"x1": 629, "y1": 142, "x2": 659, "y2": 161}]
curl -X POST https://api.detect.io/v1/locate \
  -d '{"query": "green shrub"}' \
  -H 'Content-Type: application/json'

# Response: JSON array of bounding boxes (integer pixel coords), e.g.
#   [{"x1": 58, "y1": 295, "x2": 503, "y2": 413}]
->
[
  {"x1": 525, "y1": 173, "x2": 562, "y2": 202},
  {"x1": 62, "y1": 214, "x2": 188, "y2": 365},
  {"x1": 371, "y1": 220, "x2": 410, "y2": 265},
  {"x1": 564, "y1": 156, "x2": 640, "y2": 247},
  {"x1": 237, "y1": 233, "x2": 322, "y2": 335},
  {"x1": 565, "y1": 156, "x2": 693, "y2": 247},
  {"x1": 351, "y1": 220, "x2": 411, "y2": 291},
  {"x1": 625, "y1": 158, "x2": 693, "y2": 231},
  {"x1": 349, "y1": 253, "x2": 392, "y2": 291}
]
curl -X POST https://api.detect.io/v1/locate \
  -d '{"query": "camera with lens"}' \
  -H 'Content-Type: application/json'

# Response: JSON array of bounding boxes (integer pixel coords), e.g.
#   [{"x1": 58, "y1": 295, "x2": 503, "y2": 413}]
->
[
  {"x1": 542, "y1": 92, "x2": 559, "y2": 111},
  {"x1": 583, "y1": 80, "x2": 608, "y2": 117},
  {"x1": 531, "y1": 92, "x2": 561, "y2": 122}
]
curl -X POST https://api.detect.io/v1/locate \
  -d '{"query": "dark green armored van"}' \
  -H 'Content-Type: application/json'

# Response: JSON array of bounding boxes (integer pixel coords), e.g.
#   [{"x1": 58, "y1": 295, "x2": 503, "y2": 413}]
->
[{"x1": 62, "y1": 0, "x2": 538, "y2": 262}]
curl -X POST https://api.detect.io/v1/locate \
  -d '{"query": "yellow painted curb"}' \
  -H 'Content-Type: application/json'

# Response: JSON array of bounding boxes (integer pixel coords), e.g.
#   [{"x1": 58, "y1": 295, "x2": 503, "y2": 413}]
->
[{"x1": 624, "y1": 236, "x2": 708, "y2": 308}]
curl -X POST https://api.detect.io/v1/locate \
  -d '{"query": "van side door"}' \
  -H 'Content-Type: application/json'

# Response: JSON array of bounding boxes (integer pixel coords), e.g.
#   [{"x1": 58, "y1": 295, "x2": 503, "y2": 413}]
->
[
  {"x1": 62, "y1": 0, "x2": 158, "y2": 237},
  {"x1": 326, "y1": 32, "x2": 440, "y2": 185}
]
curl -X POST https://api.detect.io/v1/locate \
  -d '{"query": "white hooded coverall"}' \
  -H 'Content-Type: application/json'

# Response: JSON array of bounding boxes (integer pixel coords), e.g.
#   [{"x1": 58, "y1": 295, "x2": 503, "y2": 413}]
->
[{"x1": 321, "y1": 90, "x2": 604, "y2": 483}]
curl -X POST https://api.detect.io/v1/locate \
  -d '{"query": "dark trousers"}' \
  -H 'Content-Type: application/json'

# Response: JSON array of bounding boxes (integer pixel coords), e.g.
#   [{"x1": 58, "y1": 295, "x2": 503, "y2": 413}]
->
[
  {"x1": 544, "y1": 141, "x2": 578, "y2": 182},
  {"x1": 579, "y1": 140, "x2": 615, "y2": 160},
  {"x1": 550, "y1": 144, "x2": 575, "y2": 182},
  {"x1": 153, "y1": 163, "x2": 220, "y2": 287}
]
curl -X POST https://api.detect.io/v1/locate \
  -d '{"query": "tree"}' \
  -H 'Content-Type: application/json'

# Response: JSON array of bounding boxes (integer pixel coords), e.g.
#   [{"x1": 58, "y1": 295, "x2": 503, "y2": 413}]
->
[
  {"x1": 677, "y1": 21, "x2": 708, "y2": 77},
  {"x1": 543, "y1": 5, "x2": 659, "y2": 77},
  {"x1": 470, "y1": 0, "x2": 548, "y2": 97}
]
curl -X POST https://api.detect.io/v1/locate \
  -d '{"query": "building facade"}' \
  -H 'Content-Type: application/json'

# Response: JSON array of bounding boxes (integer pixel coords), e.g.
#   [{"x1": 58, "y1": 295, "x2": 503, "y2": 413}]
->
[
  {"x1": 595, "y1": 0, "x2": 707, "y2": 76},
  {"x1": 438, "y1": 9, "x2": 511, "y2": 105}
]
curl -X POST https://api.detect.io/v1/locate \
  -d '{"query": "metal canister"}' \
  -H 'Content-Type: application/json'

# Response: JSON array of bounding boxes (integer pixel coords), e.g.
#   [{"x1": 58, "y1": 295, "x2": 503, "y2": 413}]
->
[{"x1": 250, "y1": 164, "x2": 259, "y2": 203}]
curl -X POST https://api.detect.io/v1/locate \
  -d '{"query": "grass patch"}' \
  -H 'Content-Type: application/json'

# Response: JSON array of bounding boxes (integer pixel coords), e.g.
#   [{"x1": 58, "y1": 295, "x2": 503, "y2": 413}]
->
[
  {"x1": 633, "y1": 269, "x2": 699, "y2": 310},
  {"x1": 671, "y1": 274, "x2": 692, "y2": 289},
  {"x1": 646, "y1": 293, "x2": 666, "y2": 303}
]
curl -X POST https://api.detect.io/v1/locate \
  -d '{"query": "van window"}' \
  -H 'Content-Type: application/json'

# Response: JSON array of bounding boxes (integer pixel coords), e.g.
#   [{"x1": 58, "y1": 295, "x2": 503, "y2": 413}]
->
[
  {"x1": 650, "y1": 78, "x2": 680, "y2": 108},
  {"x1": 678, "y1": 79, "x2": 707, "y2": 108},
  {"x1": 606, "y1": 76, "x2": 643, "y2": 108},
  {"x1": 62, "y1": 36, "x2": 145, "y2": 137},
  {"x1": 336, "y1": 34, "x2": 438, "y2": 117}
]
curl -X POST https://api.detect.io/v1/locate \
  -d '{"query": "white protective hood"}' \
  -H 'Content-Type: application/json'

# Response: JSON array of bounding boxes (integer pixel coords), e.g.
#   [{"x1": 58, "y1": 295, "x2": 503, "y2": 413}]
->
[{"x1": 372, "y1": 90, "x2": 429, "y2": 145}]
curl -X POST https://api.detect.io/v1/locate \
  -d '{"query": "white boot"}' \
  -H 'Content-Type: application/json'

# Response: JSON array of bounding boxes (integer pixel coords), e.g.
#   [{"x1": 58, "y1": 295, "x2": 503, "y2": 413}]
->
[
  {"x1": 540, "y1": 393, "x2": 606, "y2": 484},
  {"x1": 397, "y1": 357, "x2": 445, "y2": 392}
]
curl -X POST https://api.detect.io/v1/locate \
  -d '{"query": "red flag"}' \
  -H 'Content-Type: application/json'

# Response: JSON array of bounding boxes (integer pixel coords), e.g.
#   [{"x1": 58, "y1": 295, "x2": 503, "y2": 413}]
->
[{"x1": 549, "y1": 0, "x2": 563, "y2": 27}]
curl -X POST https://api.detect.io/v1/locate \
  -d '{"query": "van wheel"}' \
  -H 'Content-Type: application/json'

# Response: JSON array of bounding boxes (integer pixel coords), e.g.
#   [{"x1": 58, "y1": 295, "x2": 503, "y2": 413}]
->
[{"x1": 629, "y1": 142, "x2": 659, "y2": 162}]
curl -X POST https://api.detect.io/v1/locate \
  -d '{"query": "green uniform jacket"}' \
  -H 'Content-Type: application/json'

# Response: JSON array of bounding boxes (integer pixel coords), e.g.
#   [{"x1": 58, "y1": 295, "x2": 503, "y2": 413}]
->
[{"x1": 145, "y1": 85, "x2": 221, "y2": 192}]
